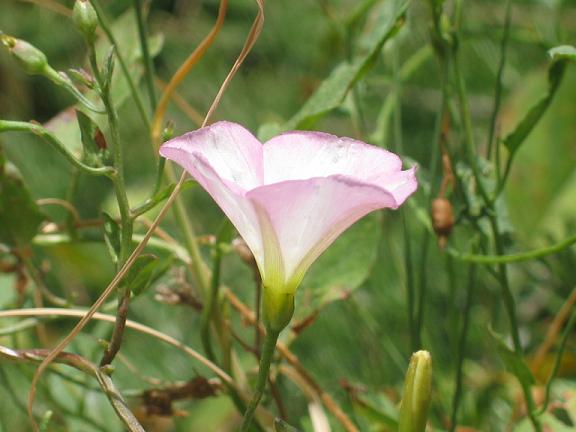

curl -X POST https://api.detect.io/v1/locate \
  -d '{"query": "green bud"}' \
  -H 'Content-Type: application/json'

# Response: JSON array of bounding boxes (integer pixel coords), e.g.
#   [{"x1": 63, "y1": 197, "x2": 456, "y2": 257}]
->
[
  {"x1": 162, "y1": 120, "x2": 175, "y2": 142},
  {"x1": 1, "y1": 35, "x2": 48, "y2": 75},
  {"x1": 399, "y1": 350, "x2": 432, "y2": 432},
  {"x1": 73, "y1": 0, "x2": 98, "y2": 43},
  {"x1": 263, "y1": 288, "x2": 294, "y2": 333}
]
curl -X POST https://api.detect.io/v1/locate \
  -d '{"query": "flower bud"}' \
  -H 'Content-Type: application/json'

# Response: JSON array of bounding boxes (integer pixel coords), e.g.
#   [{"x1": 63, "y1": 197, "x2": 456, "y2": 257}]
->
[
  {"x1": 73, "y1": 0, "x2": 98, "y2": 43},
  {"x1": 399, "y1": 350, "x2": 432, "y2": 432},
  {"x1": 162, "y1": 121, "x2": 175, "y2": 143},
  {"x1": 1, "y1": 35, "x2": 48, "y2": 75}
]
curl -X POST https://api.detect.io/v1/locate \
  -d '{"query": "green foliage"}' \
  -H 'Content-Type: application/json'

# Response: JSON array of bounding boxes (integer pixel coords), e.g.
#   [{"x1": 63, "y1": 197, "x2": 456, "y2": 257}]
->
[
  {"x1": 0, "y1": 156, "x2": 44, "y2": 247},
  {"x1": 1, "y1": 0, "x2": 576, "y2": 431},
  {"x1": 503, "y1": 45, "x2": 576, "y2": 157}
]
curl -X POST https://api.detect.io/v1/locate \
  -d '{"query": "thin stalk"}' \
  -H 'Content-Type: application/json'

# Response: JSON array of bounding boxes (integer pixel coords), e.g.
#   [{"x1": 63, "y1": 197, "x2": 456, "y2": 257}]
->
[
  {"x1": 392, "y1": 41, "x2": 403, "y2": 154},
  {"x1": 240, "y1": 327, "x2": 280, "y2": 432},
  {"x1": 447, "y1": 232, "x2": 576, "y2": 264},
  {"x1": 133, "y1": 0, "x2": 156, "y2": 111},
  {"x1": 402, "y1": 213, "x2": 418, "y2": 351},
  {"x1": 88, "y1": 0, "x2": 150, "y2": 129},
  {"x1": 88, "y1": 44, "x2": 134, "y2": 367},
  {"x1": 489, "y1": 218, "x2": 541, "y2": 431},
  {"x1": 486, "y1": 0, "x2": 513, "y2": 161},
  {"x1": 200, "y1": 242, "x2": 224, "y2": 362},
  {"x1": 450, "y1": 258, "x2": 477, "y2": 431},
  {"x1": 0, "y1": 120, "x2": 114, "y2": 177},
  {"x1": 415, "y1": 232, "x2": 430, "y2": 346},
  {"x1": 452, "y1": 57, "x2": 491, "y2": 205},
  {"x1": 254, "y1": 280, "x2": 262, "y2": 353},
  {"x1": 168, "y1": 166, "x2": 210, "y2": 296}
]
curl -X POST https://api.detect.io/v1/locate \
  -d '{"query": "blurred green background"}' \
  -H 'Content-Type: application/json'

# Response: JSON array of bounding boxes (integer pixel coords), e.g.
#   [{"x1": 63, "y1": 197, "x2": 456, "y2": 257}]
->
[{"x1": 1, "y1": 0, "x2": 576, "y2": 431}]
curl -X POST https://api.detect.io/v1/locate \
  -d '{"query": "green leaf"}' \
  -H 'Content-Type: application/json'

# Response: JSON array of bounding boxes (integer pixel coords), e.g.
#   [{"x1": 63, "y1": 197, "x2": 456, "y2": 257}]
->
[
  {"x1": 503, "y1": 45, "x2": 576, "y2": 157},
  {"x1": 76, "y1": 110, "x2": 106, "y2": 166},
  {"x1": 284, "y1": 0, "x2": 408, "y2": 130},
  {"x1": 488, "y1": 328, "x2": 535, "y2": 387},
  {"x1": 296, "y1": 212, "x2": 382, "y2": 319},
  {"x1": 0, "y1": 158, "x2": 45, "y2": 247},
  {"x1": 100, "y1": 46, "x2": 116, "y2": 94},
  {"x1": 102, "y1": 212, "x2": 121, "y2": 265},
  {"x1": 122, "y1": 254, "x2": 173, "y2": 296}
]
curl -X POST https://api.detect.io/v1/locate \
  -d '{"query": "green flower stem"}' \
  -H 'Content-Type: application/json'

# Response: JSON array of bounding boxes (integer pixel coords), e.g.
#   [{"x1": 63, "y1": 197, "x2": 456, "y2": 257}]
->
[
  {"x1": 88, "y1": 0, "x2": 150, "y2": 129},
  {"x1": 88, "y1": 46, "x2": 132, "y2": 266},
  {"x1": 166, "y1": 164, "x2": 210, "y2": 296},
  {"x1": 451, "y1": 2, "x2": 540, "y2": 430},
  {"x1": 132, "y1": 0, "x2": 156, "y2": 111},
  {"x1": 240, "y1": 326, "x2": 280, "y2": 432},
  {"x1": 450, "y1": 257, "x2": 477, "y2": 431},
  {"x1": 402, "y1": 212, "x2": 418, "y2": 351},
  {"x1": 0, "y1": 120, "x2": 114, "y2": 177},
  {"x1": 201, "y1": 240, "x2": 223, "y2": 362},
  {"x1": 87, "y1": 42, "x2": 133, "y2": 367},
  {"x1": 486, "y1": 0, "x2": 513, "y2": 163},
  {"x1": 447, "y1": 233, "x2": 576, "y2": 264},
  {"x1": 489, "y1": 217, "x2": 541, "y2": 431}
]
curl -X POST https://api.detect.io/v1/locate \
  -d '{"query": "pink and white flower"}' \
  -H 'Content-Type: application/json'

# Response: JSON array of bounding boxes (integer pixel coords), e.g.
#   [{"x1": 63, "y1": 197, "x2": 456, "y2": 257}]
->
[{"x1": 160, "y1": 121, "x2": 417, "y2": 296}]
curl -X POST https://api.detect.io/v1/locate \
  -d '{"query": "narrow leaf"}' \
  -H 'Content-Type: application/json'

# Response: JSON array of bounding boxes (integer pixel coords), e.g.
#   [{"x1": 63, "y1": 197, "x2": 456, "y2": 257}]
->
[
  {"x1": 102, "y1": 212, "x2": 121, "y2": 265},
  {"x1": 503, "y1": 45, "x2": 576, "y2": 156},
  {"x1": 284, "y1": 0, "x2": 408, "y2": 130}
]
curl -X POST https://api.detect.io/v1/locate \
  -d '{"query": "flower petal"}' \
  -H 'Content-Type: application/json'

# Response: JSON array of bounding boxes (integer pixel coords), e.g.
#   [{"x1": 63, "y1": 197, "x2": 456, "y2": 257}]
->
[
  {"x1": 263, "y1": 131, "x2": 403, "y2": 185},
  {"x1": 246, "y1": 172, "x2": 416, "y2": 292},
  {"x1": 160, "y1": 144, "x2": 266, "y2": 273},
  {"x1": 160, "y1": 121, "x2": 264, "y2": 190}
]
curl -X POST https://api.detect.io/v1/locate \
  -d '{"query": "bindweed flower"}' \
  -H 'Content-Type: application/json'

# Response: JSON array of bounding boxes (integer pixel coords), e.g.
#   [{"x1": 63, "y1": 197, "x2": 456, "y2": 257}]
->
[{"x1": 160, "y1": 121, "x2": 417, "y2": 330}]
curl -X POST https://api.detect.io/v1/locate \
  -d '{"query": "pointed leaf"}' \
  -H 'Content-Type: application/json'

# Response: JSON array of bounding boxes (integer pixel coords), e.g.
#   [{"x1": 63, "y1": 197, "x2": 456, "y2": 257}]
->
[
  {"x1": 122, "y1": 254, "x2": 173, "y2": 296},
  {"x1": 284, "y1": 0, "x2": 408, "y2": 130},
  {"x1": 503, "y1": 45, "x2": 576, "y2": 156},
  {"x1": 489, "y1": 328, "x2": 535, "y2": 387},
  {"x1": 102, "y1": 212, "x2": 121, "y2": 265}
]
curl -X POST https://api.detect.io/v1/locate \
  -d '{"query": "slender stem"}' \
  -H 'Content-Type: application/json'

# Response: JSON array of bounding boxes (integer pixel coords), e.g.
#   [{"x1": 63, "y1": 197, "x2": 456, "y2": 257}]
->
[
  {"x1": 447, "y1": 232, "x2": 576, "y2": 264},
  {"x1": 402, "y1": 212, "x2": 418, "y2": 351},
  {"x1": 451, "y1": 3, "x2": 540, "y2": 429},
  {"x1": 486, "y1": 0, "x2": 513, "y2": 161},
  {"x1": 0, "y1": 120, "x2": 114, "y2": 176},
  {"x1": 133, "y1": 0, "x2": 156, "y2": 111},
  {"x1": 452, "y1": 56, "x2": 491, "y2": 205},
  {"x1": 240, "y1": 327, "x2": 280, "y2": 432},
  {"x1": 201, "y1": 241, "x2": 223, "y2": 362},
  {"x1": 450, "y1": 258, "x2": 477, "y2": 431},
  {"x1": 88, "y1": 47, "x2": 132, "y2": 265},
  {"x1": 489, "y1": 217, "x2": 541, "y2": 431},
  {"x1": 415, "y1": 232, "x2": 430, "y2": 346},
  {"x1": 169, "y1": 168, "x2": 210, "y2": 296},
  {"x1": 88, "y1": 43, "x2": 133, "y2": 367},
  {"x1": 254, "y1": 279, "x2": 262, "y2": 353},
  {"x1": 88, "y1": 0, "x2": 150, "y2": 129}
]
